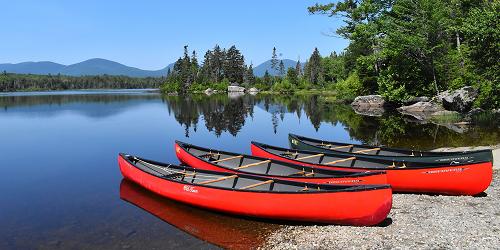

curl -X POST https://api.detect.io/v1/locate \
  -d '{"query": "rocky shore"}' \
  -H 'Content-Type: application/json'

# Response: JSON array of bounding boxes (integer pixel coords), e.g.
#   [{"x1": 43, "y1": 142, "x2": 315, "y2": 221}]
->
[
  {"x1": 263, "y1": 171, "x2": 499, "y2": 249},
  {"x1": 262, "y1": 148, "x2": 499, "y2": 249}
]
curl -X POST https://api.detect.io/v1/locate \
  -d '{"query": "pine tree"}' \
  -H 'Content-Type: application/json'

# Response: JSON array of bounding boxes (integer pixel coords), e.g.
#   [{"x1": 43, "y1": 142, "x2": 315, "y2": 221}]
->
[
  {"x1": 287, "y1": 68, "x2": 299, "y2": 86},
  {"x1": 295, "y1": 59, "x2": 302, "y2": 76},
  {"x1": 271, "y1": 47, "x2": 279, "y2": 72},
  {"x1": 279, "y1": 60, "x2": 285, "y2": 76},
  {"x1": 191, "y1": 50, "x2": 199, "y2": 83},
  {"x1": 263, "y1": 70, "x2": 272, "y2": 85},
  {"x1": 305, "y1": 48, "x2": 323, "y2": 85},
  {"x1": 213, "y1": 45, "x2": 225, "y2": 82},
  {"x1": 245, "y1": 63, "x2": 255, "y2": 84},
  {"x1": 224, "y1": 45, "x2": 245, "y2": 83}
]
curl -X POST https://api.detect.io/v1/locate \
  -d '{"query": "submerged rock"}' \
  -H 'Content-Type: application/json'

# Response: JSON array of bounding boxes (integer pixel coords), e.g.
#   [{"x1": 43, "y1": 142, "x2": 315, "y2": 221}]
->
[
  {"x1": 351, "y1": 95, "x2": 386, "y2": 108},
  {"x1": 436, "y1": 86, "x2": 478, "y2": 112}
]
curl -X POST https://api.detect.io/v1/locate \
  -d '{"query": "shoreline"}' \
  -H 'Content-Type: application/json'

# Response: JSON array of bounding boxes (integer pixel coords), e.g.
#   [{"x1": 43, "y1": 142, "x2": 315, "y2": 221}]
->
[
  {"x1": 262, "y1": 170, "x2": 499, "y2": 249},
  {"x1": 261, "y1": 148, "x2": 499, "y2": 249}
]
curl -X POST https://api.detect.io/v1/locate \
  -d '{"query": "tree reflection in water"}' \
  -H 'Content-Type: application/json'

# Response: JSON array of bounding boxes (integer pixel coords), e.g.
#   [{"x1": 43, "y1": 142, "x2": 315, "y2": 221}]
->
[{"x1": 162, "y1": 93, "x2": 499, "y2": 149}]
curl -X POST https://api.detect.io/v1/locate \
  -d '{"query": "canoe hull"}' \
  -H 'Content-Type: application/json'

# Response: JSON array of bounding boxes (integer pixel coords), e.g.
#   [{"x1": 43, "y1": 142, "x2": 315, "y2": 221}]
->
[
  {"x1": 119, "y1": 155, "x2": 392, "y2": 226},
  {"x1": 251, "y1": 143, "x2": 493, "y2": 196},
  {"x1": 289, "y1": 134, "x2": 494, "y2": 164},
  {"x1": 175, "y1": 143, "x2": 388, "y2": 185}
]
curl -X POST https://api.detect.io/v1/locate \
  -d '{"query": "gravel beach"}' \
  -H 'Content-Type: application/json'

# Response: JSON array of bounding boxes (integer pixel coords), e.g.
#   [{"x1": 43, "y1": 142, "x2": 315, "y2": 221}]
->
[{"x1": 262, "y1": 151, "x2": 500, "y2": 249}]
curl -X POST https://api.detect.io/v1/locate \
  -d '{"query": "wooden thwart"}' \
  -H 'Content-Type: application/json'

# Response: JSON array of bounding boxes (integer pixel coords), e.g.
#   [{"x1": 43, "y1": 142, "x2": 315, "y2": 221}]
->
[
  {"x1": 235, "y1": 160, "x2": 271, "y2": 170},
  {"x1": 354, "y1": 148, "x2": 381, "y2": 154},
  {"x1": 198, "y1": 175, "x2": 238, "y2": 185},
  {"x1": 324, "y1": 156, "x2": 356, "y2": 165},
  {"x1": 292, "y1": 169, "x2": 315, "y2": 176},
  {"x1": 211, "y1": 155, "x2": 243, "y2": 163},
  {"x1": 241, "y1": 180, "x2": 274, "y2": 190},
  {"x1": 296, "y1": 153, "x2": 324, "y2": 160},
  {"x1": 330, "y1": 144, "x2": 354, "y2": 150}
]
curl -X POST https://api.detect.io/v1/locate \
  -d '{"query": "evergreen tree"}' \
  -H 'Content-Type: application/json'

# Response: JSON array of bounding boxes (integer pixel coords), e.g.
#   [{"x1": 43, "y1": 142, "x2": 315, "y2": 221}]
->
[
  {"x1": 263, "y1": 70, "x2": 272, "y2": 85},
  {"x1": 295, "y1": 59, "x2": 302, "y2": 76},
  {"x1": 304, "y1": 48, "x2": 323, "y2": 85},
  {"x1": 286, "y1": 68, "x2": 299, "y2": 86},
  {"x1": 245, "y1": 63, "x2": 255, "y2": 84},
  {"x1": 271, "y1": 47, "x2": 279, "y2": 72},
  {"x1": 213, "y1": 45, "x2": 225, "y2": 82},
  {"x1": 279, "y1": 60, "x2": 285, "y2": 76},
  {"x1": 224, "y1": 45, "x2": 245, "y2": 83}
]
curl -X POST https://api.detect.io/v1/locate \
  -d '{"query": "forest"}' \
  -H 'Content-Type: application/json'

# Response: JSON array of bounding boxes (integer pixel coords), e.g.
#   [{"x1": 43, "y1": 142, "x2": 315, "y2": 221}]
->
[
  {"x1": 0, "y1": 73, "x2": 164, "y2": 92},
  {"x1": 1, "y1": 0, "x2": 497, "y2": 109},
  {"x1": 163, "y1": 0, "x2": 498, "y2": 109}
]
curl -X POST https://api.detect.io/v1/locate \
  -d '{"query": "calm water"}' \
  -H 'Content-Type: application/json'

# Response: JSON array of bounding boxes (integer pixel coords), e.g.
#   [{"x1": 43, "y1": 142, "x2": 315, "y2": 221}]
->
[{"x1": 0, "y1": 90, "x2": 498, "y2": 249}]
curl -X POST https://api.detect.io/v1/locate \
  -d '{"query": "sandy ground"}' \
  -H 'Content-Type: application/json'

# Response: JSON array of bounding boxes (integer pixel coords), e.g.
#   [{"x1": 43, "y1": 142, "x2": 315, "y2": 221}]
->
[{"x1": 262, "y1": 148, "x2": 500, "y2": 249}]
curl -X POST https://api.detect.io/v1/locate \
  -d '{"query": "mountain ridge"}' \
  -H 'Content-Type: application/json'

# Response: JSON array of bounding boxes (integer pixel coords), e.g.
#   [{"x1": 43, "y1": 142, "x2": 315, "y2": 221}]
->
[{"x1": 0, "y1": 58, "x2": 301, "y2": 78}]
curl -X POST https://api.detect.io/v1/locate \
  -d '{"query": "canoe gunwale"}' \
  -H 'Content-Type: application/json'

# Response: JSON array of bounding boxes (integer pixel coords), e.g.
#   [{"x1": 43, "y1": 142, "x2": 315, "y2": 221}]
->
[
  {"x1": 175, "y1": 141, "x2": 386, "y2": 179},
  {"x1": 252, "y1": 141, "x2": 491, "y2": 170},
  {"x1": 289, "y1": 133, "x2": 493, "y2": 157},
  {"x1": 119, "y1": 153, "x2": 390, "y2": 194}
]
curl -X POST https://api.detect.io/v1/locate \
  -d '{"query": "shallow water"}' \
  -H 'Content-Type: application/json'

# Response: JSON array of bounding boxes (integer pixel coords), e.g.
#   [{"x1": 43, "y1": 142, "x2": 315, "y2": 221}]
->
[{"x1": 0, "y1": 90, "x2": 498, "y2": 249}]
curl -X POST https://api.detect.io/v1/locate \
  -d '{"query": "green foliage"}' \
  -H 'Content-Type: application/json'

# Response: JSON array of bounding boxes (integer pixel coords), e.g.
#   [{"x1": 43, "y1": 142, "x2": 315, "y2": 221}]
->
[
  {"x1": 0, "y1": 73, "x2": 163, "y2": 92},
  {"x1": 272, "y1": 79, "x2": 295, "y2": 93},
  {"x1": 161, "y1": 79, "x2": 181, "y2": 93},
  {"x1": 308, "y1": 0, "x2": 499, "y2": 108},
  {"x1": 474, "y1": 80, "x2": 500, "y2": 110},
  {"x1": 332, "y1": 71, "x2": 363, "y2": 101}
]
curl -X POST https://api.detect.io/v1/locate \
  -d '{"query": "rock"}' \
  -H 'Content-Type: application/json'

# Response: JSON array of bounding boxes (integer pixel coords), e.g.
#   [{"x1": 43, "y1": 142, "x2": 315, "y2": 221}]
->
[
  {"x1": 467, "y1": 108, "x2": 484, "y2": 116},
  {"x1": 403, "y1": 96, "x2": 430, "y2": 105},
  {"x1": 248, "y1": 87, "x2": 259, "y2": 93},
  {"x1": 228, "y1": 92, "x2": 244, "y2": 99},
  {"x1": 352, "y1": 106, "x2": 385, "y2": 117},
  {"x1": 397, "y1": 101, "x2": 445, "y2": 120},
  {"x1": 204, "y1": 88, "x2": 213, "y2": 95},
  {"x1": 227, "y1": 86, "x2": 245, "y2": 92},
  {"x1": 351, "y1": 95, "x2": 385, "y2": 108},
  {"x1": 431, "y1": 110, "x2": 460, "y2": 117},
  {"x1": 435, "y1": 86, "x2": 478, "y2": 112},
  {"x1": 398, "y1": 101, "x2": 444, "y2": 113}
]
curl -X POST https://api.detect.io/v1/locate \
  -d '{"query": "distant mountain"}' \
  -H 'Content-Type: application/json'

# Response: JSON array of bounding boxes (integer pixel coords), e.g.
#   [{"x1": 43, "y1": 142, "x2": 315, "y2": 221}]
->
[
  {"x1": 253, "y1": 59, "x2": 303, "y2": 77},
  {"x1": 1, "y1": 57, "x2": 303, "y2": 78},
  {"x1": 0, "y1": 58, "x2": 174, "y2": 78}
]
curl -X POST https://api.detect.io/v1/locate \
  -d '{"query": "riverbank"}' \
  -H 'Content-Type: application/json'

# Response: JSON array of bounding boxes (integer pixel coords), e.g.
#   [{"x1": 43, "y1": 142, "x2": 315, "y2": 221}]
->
[{"x1": 263, "y1": 169, "x2": 499, "y2": 249}]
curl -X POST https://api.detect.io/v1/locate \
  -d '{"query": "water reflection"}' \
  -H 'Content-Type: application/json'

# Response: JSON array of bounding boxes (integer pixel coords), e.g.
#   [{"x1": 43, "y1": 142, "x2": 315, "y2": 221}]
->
[
  {"x1": 120, "y1": 180, "x2": 279, "y2": 250},
  {"x1": 0, "y1": 90, "x2": 498, "y2": 249},
  {"x1": 162, "y1": 94, "x2": 499, "y2": 149}
]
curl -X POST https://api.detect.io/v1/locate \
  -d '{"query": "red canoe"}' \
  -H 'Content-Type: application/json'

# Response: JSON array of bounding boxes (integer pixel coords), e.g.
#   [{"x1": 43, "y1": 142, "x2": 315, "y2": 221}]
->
[
  {"x1": 118, "y1": 153, "x2": 392, "y2": 226},
  {"x1": 250, "y1": 142, "x2": 493, "y2": 196},
  {"x1": 175, "y1": 141, "x2": 387, "y2": 185},
  {"x1": 120, "y1": 179, "x2": 279, "y2": 250}
]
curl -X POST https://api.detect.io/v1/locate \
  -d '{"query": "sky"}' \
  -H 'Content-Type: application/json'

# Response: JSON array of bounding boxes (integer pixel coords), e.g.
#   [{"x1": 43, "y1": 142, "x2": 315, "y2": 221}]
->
[{"x1": 0, "y1": 0, "x2": 348, "y2": 70}]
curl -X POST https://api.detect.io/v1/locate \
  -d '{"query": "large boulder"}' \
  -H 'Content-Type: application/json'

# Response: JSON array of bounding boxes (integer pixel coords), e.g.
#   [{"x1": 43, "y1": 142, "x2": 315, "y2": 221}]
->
[
  {"x1": 397, "y1": 101, "x2": 445, "y2": 120},
  {"x1": 351, "y1": 95, "x2": 386, "y2": 108},
  {"x1": 227, "y1": 85, "x2": 245, "y2": 92},
  {"x1": 436, "y1": 86, "x2": 478, "y2": 112},
  {"x1": 248, "y1": 87, "x2": 259, "y2": 96},
  {"x1": 204, "y1": 88, "x2": 213, "y2": 95}
]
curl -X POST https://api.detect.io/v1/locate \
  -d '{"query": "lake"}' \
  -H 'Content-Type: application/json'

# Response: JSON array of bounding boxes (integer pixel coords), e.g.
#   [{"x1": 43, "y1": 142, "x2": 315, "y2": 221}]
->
[{"x1": 0, "y1": 90, "x2": 498, "y2": 249}]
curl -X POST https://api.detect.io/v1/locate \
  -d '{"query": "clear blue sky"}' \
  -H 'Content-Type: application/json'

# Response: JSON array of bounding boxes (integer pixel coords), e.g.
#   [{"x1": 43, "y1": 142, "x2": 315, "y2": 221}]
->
[{"x1": 0, "y1": 0, "x2": 347, "y2": 69}]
